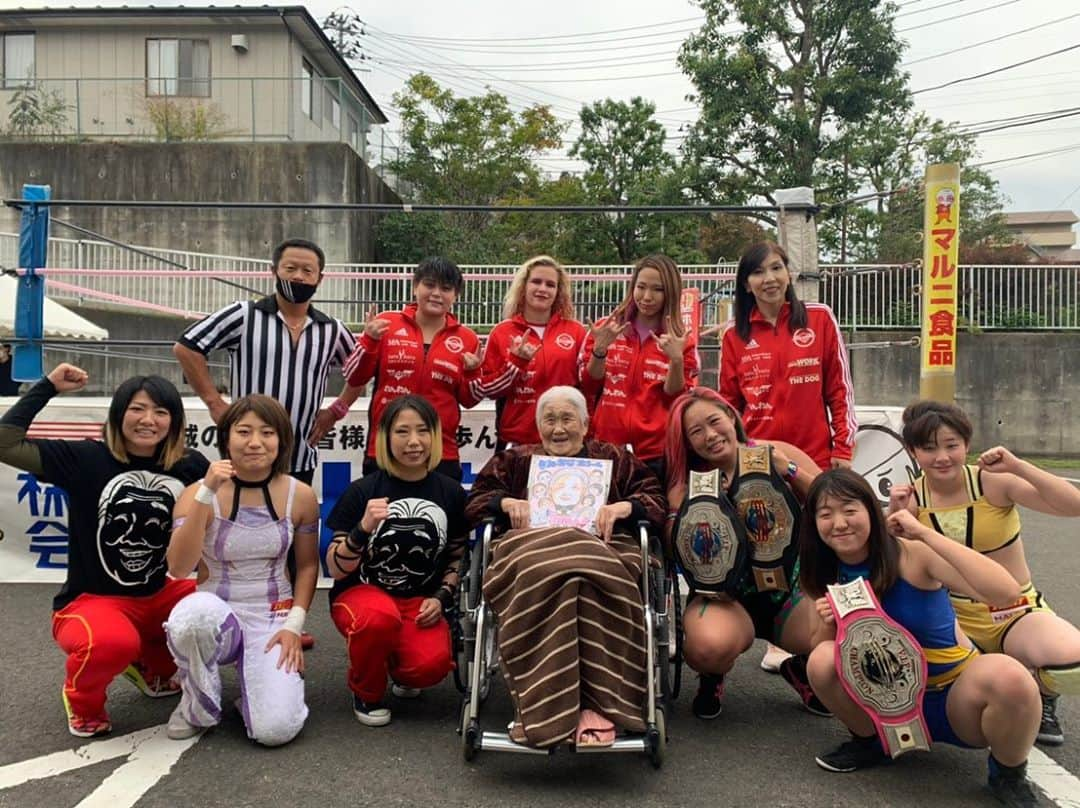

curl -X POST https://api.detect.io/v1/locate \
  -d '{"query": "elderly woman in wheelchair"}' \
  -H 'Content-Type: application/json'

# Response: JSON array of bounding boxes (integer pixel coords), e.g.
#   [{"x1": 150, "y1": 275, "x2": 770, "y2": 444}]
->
[{"x1": 461, "y1": 385, "x2": 668, "y2": 759}]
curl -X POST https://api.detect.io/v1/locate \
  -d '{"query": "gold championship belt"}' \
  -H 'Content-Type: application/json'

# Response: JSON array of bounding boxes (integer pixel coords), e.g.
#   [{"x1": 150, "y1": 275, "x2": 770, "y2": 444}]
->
[
  {"x1": 730, "y1": 445, "x2": 800, "y2": 592},
  {"x1": 672, "y1": 469, "x2": 749, "y2": 596},
  {"x1": 828, "y1": 577, "x2": 931, "y2": 758}
]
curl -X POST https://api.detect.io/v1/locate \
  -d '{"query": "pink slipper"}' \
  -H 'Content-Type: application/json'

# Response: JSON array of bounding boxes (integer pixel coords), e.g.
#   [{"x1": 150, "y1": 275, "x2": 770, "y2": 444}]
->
[{"x1": 575, "y1": 708, "x2": 616, "y2": 747}]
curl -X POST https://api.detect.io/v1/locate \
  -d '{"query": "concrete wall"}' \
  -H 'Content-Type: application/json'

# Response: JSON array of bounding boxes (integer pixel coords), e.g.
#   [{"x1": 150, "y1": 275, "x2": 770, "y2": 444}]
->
[
  {"x1": 0, "y1": 141, "x2": 400, "y2": 262},
  {"x1": 844, "y1": 331, "x2": 1080, "y2": 456}
]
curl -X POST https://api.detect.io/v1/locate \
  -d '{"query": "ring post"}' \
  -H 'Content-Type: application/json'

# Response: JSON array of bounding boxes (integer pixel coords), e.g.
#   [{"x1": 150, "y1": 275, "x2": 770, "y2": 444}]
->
[{"x1": 13, "y1": 184, "x2": 50, "y2": 381}]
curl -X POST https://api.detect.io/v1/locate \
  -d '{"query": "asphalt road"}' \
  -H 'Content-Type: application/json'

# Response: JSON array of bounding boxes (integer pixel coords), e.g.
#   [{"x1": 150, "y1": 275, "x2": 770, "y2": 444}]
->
[{"x1": 2, "y1": 498, "x2": 1079, "y2": 808}]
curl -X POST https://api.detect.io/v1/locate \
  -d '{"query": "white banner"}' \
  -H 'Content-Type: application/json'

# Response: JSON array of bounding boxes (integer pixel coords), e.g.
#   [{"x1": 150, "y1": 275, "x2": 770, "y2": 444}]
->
[{"x1": 0, "y1": 399, "x2": 909, "y2": 583}]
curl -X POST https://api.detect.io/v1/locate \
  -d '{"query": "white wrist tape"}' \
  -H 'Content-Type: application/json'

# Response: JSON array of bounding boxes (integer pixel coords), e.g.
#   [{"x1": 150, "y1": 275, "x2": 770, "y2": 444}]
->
[
  {"x1": 194, "y1": 484, "x2": 216, "y2": 505},
  {"x1": 282, "y1": 605, "x2": 307, "y2": 636}
]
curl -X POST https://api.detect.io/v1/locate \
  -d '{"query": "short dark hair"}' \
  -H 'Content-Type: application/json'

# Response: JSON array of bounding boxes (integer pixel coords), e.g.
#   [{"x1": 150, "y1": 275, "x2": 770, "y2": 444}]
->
[
  {"x1": 105, "y1": 375, "x2": 187, "y2": 468},
  {"x1": 413, "y1": 256, "x2": 463, "y2": 293},
  {"x1": 901, "y1": 400, "x2": 973, "y2": 449},
  {"x1": 216, "y1": 394, "x2": 294, "y2": 477},
  {"x1": 271, "y1": 238, "x2": 325, "y2": 272},
  {"x1": 733, "y1": 241, "x2": 807, "y2": 342},
  {"x1": 798, "y1": 468, "x2": 899, "y2": 599}
]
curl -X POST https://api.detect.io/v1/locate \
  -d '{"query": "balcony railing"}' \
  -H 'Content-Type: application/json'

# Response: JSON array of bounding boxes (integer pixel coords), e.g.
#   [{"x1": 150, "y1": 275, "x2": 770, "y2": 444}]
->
[{"x1": 1, "y1": 232, "x2": 1077, "y2": 331}]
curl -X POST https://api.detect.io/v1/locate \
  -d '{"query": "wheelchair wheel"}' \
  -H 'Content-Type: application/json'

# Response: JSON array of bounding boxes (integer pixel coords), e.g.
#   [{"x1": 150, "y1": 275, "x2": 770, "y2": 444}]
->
[{"x1": 647, "y1": 706, "x2": 666, "y2": 769}]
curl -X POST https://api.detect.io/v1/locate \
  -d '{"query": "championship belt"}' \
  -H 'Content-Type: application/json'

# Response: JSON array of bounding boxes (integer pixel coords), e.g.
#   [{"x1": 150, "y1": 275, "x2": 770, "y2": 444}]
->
[
  {"x1": 828, "y1": 577, "x2": 931, "y2": 758},
  {"x1": 672, "y1": 469, "x2": 749, "y2": 596},
  {"x1": 730, "y1": 445, "x2": 800, "y2": 592}
]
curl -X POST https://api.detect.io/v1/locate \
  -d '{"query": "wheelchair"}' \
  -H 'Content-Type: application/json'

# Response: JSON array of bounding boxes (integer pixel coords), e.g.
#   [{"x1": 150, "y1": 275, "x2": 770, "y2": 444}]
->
[{"x1": 452, "y1": 517, "x2": 682, "y2": 767}]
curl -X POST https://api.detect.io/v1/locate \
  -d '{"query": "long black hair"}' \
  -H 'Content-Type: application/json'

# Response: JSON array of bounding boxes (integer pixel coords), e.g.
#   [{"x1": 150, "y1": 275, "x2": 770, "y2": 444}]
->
[{"x1": 733, "y1": 242, "x2": 807, "y2": 342}]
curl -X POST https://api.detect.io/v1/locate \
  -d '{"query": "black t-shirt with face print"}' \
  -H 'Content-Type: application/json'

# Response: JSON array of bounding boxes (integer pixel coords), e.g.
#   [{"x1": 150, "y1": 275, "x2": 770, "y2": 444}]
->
[
  {"x1": 36, "y1": 440, "x2": 209, "y2": 611},
  {"x1": 326, "y1": 469, "x2": 467, "y2": 601}
]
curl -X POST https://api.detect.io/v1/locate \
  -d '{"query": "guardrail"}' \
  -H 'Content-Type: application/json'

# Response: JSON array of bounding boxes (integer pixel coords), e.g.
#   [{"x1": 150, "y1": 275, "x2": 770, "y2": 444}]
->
[{"x1": 2, "y1": 232, "x2": 1077, "y2": 330}]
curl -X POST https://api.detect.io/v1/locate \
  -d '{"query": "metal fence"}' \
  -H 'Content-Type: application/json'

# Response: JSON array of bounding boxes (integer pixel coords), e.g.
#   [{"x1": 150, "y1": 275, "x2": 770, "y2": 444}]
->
[{"x1": 2, "y1": 232, "x2": 1078, "y2": 331}]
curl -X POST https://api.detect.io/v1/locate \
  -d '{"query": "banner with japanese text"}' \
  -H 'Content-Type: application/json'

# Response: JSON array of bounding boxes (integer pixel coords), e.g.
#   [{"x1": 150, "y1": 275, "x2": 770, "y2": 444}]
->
[
  {"x1": 920, "y1": 163, "x2": 961, "y2": 401},
  {"x1": 0, "y1": 398, "x2": 907, "y2": 584}
]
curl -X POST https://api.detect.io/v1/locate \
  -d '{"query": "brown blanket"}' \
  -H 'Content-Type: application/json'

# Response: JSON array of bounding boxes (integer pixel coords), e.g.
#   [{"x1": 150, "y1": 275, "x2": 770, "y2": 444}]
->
[{"x1": 482, "y1": 526, "x2": 648, "y2": 747}]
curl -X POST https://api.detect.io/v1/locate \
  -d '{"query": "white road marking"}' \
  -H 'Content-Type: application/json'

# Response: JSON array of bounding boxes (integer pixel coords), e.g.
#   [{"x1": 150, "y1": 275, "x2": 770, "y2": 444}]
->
[
  {"x1": 1028, "y1": 748, "x2": 1080, "y2": 808},
  {"x1": 0, "y1": 724, "x2": 198, "y2": 804}
]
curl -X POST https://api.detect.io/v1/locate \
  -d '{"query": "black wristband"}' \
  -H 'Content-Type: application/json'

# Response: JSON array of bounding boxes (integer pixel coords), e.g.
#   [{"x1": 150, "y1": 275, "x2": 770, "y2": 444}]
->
[{"x1": 592, "y1": 348, "x2": 607, "y2": 359}]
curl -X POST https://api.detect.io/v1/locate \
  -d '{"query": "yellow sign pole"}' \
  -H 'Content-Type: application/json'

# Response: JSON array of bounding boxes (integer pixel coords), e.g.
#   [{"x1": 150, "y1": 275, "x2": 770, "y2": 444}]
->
[{"x1": 919, "y1": 163, "x2": 961, "y2": 403}]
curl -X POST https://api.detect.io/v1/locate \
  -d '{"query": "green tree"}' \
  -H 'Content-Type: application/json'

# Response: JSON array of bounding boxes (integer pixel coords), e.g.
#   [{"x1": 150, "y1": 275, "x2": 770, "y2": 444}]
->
[
  {"x1": 842, "y1": 111, "x2": 1012, "y2": 262},
  {"x1": 678, "y1": 0, "x2": 909, "y2": 215},
  {"x1": 379, "y1": 73, "x2": 564, "y2": 262},
  {"x1": 569, "y1": 97, "x2": 681, "y2": 261}
]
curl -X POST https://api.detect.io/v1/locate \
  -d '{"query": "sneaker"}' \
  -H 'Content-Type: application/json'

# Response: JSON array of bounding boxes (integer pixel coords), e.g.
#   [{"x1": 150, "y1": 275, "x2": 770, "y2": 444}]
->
[
  {"x1": 779, "y1": 655, "x2": 833, "y2": 717},
  {"x1": 352, "y1": 694, "x2": 391, "y2": 727},
  {"x1": 391, "y1": 683, "x2": 422, "y2": 699},
  {"x1": 815, "y1": 734, "x2": 889, "y2": 773},
  {"x1": 62, "y1": 691, "x2": 111, "y2": 739},
  {"x1": 692, "y1": 673, "x2": 725, "y2": 719},
  {"x1": 1037, "y1": 694, "x2": 1064, "y2": 746},
  {"x1": 122, "y1": 663, "x2": 180, "y2": 699},
  {"x1": 760, "y1": 643, "x2": 792, "y2": 673},
  {"x1": 988, "y1": 762, "x2": 1043, "y2": 807},
  {"x1": 300, "y1": 632, "x2": 315, "y2": 651},
  {"x1": 166, "y1": 705, "x2": 205, "y2": 740}
]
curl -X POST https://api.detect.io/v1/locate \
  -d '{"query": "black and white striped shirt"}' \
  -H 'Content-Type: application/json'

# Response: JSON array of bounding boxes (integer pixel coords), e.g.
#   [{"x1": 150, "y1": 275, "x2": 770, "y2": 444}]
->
[{"x1": 179, "y1": 295, "x2": 357, "y2": 473}]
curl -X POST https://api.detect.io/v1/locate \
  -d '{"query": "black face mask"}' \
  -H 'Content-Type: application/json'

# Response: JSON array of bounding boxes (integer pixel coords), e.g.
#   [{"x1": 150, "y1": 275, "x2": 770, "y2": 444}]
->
[{"x1": 275, "y1": 275, "x2": 318, "y2": 304}]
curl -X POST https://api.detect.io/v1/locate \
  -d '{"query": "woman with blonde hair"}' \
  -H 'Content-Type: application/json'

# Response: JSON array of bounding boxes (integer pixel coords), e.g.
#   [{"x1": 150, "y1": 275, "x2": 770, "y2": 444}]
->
[
  {"x1": 473, "y1": 255, "x2": 586, "y2": 449},
  {"x1": 325, "y1": 395, "x2": 467, "y2": 727},
  {"x1": 580, "y1": 253, "x2": 699, "y2": 475}
]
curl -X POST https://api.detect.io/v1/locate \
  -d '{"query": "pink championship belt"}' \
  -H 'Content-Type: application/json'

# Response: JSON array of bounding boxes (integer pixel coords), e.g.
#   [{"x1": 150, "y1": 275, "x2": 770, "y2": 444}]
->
[{"x1": 827, "y1": 577, "x2": 932, "y2": 758}]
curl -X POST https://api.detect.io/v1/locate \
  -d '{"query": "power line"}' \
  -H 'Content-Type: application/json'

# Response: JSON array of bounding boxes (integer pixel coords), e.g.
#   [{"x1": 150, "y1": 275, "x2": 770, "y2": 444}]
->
[
  {"x1": 906, "y1": 14, "x2": 1080, "y2": 66},
  {"x1": 973, "y1": 141, "x2": 1080, "y2": 168},
  {"x1": 897, "y1": 0, "x2": 1019, "y2": 33},
  {"x1": 365, "y1": 15, "x2": 704, "y2": 44},
  {"x1": 896, "y1": 0, "x2": 985, "y2": 17},
  {"x1": 913, "y1": 43, "x2": 1080, "y2": 93}
]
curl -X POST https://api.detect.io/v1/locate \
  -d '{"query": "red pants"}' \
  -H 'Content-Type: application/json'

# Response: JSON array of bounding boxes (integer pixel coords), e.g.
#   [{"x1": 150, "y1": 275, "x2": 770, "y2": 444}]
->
[
  {"x1": 330, "y1": 584, "x2": 452, "y2": 703},
  {"x1": 51, "y1": 577, "x2": 195, "y2": 719}
]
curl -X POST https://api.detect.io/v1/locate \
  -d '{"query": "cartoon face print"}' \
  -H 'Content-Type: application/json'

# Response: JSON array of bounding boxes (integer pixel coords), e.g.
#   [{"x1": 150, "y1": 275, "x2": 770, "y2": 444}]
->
[
  {"x1": 852, "y1": 425, "x2": 920, "y2": 506},
  {"x1": 97, "y1": 471, "x2": 184, "y2": 586},
  {"x1": 366, "y1": 497, "x2": 448, "y2": 592}
]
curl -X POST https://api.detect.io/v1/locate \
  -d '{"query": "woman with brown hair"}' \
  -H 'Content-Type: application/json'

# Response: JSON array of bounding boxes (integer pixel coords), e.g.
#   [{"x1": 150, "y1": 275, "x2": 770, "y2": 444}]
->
[
  {"x1": 580, "y1": 253, "x2": 699, "y2": 476},
  {"x1": 164, "y1": 394, "x2": 320, "y2": 745}
]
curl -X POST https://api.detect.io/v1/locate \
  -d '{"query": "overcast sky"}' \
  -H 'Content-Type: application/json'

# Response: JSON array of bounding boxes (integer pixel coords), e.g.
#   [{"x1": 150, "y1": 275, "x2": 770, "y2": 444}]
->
[{"x1": 39, "y1": 0, "x2": 1080, "y2": 239}]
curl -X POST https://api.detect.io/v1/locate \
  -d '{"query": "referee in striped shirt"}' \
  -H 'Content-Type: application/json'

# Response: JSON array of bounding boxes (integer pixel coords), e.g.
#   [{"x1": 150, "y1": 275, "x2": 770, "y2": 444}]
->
[{"x1": 172, "y1": 238, "x2": 362, "y2": 485}]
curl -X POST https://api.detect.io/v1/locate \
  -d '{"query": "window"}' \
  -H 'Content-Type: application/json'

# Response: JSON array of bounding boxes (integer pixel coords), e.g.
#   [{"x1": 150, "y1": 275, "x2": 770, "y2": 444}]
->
[
  {"x1": 347, "y1": 115, "x2": 359, "y2": 151},
  {"x1": 146, "y1": 39, "x2": 210, "y2": 97},
  {"x1": 329, "y1": 97, "x2": 341, "y2": 129},
  {"x1": 301, "y1": 58, "x2": 315, "y2": 119},
  {"x1": 2, "y1": 32, "x2": 35, "y2": 89}
]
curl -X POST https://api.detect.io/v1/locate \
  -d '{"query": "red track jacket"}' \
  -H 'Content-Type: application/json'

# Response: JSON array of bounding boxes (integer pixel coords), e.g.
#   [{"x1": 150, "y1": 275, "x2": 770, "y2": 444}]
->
[
  {"x1": 342, "y1": 304, "x2": 481, "y2": 461},
  {"x1": 579, "y1": 319, "x2": 699, "y2": 461},
  {"x1": 472, "y1": 313, "x2": 587, "y2": 446},
  {"x1": 719, "y1": 301, "x2": 856, "y2": 469}
]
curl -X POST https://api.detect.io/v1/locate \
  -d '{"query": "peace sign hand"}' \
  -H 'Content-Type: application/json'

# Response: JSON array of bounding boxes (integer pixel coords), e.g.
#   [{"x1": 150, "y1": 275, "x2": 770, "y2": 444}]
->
[{"x1": 363, "y1": 305, "x2": 391, "y2": 341}]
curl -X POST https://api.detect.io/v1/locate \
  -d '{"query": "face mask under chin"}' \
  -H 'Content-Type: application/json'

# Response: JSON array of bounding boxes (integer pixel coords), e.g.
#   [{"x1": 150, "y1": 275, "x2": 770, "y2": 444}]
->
[{"x1": 276, "y1": 276, "x2": 318, "y2": 304}]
